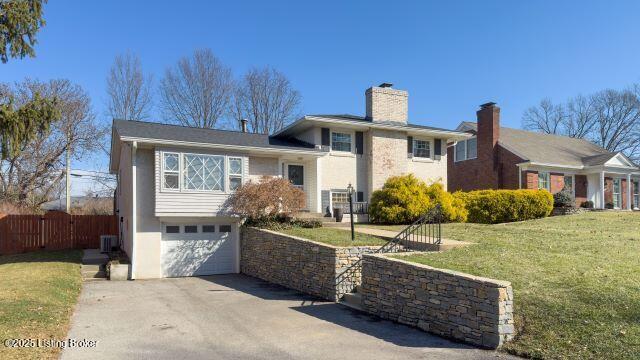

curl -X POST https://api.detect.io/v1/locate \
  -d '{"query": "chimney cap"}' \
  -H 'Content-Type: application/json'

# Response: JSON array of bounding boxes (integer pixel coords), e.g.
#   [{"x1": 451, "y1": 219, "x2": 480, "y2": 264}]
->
[
  {"x1": 378, "y1": 82, "x2": 393, "y2": 88},
  {"x1": 480, "y1": 102, "x2": 497, "y2": 109}
]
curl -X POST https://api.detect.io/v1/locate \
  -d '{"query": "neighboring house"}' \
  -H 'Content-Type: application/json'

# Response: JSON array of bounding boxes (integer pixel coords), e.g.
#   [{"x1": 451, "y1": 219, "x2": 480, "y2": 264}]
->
[
  {"x1": 109, "y1": 83, "x2": 469, "y2": 279},
  {"x1": 447, "y1": 102, "x2": 640, "y2": 209}
]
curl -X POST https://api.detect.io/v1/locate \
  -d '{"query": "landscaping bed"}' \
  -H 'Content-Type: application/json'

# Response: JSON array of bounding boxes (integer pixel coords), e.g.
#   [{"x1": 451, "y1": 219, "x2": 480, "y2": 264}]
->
[
  {"x1": 0, "y1": 250, "x2": 82, "y2": 360},
  {"x1": 278, "y1": 227, "x2": 388, "y2": 247},
  {"x1": 389, "y1": 212, "x2": 640, "y2": 359}
]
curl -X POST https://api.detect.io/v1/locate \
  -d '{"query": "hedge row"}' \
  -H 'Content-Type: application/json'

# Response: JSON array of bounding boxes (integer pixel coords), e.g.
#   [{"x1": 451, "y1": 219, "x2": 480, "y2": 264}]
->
[{"x1": 454, "y1": 189, "x2": 553, "y2": 224}]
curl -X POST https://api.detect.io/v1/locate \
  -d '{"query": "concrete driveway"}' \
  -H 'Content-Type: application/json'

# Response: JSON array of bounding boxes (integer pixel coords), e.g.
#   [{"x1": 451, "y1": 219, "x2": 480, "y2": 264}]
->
[{"x1": 62, "y1": 274, "x2": 515, "y2": 360}]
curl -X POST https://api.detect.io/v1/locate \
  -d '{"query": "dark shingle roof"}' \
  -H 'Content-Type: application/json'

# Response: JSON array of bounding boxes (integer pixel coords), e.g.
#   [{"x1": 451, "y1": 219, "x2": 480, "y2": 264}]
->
[
  {"x1": 307, "y1": 114, "x2": 462, "y2": 134},
  {"x1": 462, "y1": 122, "x2": 619, "y2": 167},
  {"x1": 113, "y1": 119, "x2": 316, "y2": 150}
]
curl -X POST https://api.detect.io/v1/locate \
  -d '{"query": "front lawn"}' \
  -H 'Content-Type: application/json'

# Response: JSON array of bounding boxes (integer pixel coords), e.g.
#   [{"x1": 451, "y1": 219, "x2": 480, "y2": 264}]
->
[
  {"x1": 279, "y1": 227, "x2": 388, "y2": 247},
  {"x1": 0, "y1": 250, "x2": 83, "y2": 360},
  {"x1": 389, "y1": 212, "x2": 640, "y2": 359}
]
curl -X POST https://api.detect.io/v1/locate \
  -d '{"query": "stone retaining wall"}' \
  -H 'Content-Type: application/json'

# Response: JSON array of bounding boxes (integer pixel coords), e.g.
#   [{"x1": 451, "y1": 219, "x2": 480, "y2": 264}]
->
[
  {"x1": 360, "y1": 253, "x2": 514, "y2": 348},
  {"x1": 240, "y1": 227, "x2": 378, "y2": 301}
]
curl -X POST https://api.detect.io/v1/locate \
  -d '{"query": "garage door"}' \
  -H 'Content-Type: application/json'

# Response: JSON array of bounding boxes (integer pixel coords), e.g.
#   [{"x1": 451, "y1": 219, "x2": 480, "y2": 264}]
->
[{"x1": 161, "y1": 223, "x2": 238, "y2": 277}]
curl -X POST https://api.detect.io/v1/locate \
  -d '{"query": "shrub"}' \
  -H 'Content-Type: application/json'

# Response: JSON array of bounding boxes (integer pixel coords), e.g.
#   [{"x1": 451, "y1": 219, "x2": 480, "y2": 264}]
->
[
  {"x1": 553, "y1": 190, "x2": 575, "y2": 208},
  {"x1": 605, "y1": 202, "x2": 614, "y2": 209},
  {"x1": 368, "y1": 174, "x2": 467, "y2": 224},
  {"x1": 580, "y1": 200, "x2": 594, "y2": 209},
  {"x1": 454, "y1": 189, "x2": 553, "y2": 224},
  {"x1": 228, "y1": 176, "x2": 305, "y2": 221}
]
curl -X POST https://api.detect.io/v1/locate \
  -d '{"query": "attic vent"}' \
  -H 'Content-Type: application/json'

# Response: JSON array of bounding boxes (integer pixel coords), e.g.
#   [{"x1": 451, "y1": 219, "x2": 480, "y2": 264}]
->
[{"x1": 379, "y1": 82, "x2": 393, "y2": 88}]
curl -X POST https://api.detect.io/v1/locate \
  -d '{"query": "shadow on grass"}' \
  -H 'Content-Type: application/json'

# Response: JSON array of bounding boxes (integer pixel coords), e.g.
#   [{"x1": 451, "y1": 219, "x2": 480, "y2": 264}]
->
[{"x1": 0, "y1": 249, "x2": 82, "y2": 265}]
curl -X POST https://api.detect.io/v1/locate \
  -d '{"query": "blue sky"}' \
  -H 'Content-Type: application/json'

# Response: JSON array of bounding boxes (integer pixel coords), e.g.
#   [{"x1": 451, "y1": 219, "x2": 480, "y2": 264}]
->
[{"x1": 3, "y1": 0, "x2": 640, "y2": 179}]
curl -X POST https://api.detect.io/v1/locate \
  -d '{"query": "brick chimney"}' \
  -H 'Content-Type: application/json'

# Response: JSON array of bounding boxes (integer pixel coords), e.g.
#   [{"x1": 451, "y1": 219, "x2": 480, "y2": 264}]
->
[
  {"x1": 476, "y1": 102, "x2": 500, "y2": 161},
  {"x1": 365, "y1": 83, "x2": 408, "y2": 123}
]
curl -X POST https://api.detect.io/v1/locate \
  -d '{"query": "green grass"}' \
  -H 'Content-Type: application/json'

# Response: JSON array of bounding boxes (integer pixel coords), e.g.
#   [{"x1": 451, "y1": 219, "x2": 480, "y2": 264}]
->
[
  {"x1": 387, "y1": 212, "x2": 640, "y2": 359},
  {"x1": 278, "y1": 227, "x2": 388, "y2": 247},
  {"x1": 0, "y1": 250, "x2": 82, "y2": 360}
]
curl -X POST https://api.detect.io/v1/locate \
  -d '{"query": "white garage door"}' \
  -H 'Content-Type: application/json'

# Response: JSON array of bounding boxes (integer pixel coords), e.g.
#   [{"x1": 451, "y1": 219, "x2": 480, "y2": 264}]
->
[{"x1": 161, "y1": 223, "x2": 238, "y2": 277}]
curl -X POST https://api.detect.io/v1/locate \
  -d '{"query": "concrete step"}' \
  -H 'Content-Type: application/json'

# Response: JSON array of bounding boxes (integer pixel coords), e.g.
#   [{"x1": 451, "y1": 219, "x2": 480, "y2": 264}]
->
[
  {"x1": 341, "y1": 292, "x2": 362, "y2": 307},
  {"x1": 82, "y1": 270, "x2": 106, "y2": 279}
]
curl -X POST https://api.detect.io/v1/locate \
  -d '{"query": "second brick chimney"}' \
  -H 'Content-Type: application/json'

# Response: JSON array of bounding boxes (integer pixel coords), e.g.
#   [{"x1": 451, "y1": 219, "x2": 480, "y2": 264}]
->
[
  {"x1": 365, "y1": 83, "x2": 408, "y2": 123},
  {"x1": 476, "y1": 102, "x2": 500, "y2": 161}
]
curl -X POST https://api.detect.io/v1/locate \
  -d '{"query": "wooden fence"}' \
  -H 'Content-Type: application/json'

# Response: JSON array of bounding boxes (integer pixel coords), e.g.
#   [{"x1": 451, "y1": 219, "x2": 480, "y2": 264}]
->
[{"x1": 0, "y1": 211, "x2": 118, "y2": 255}]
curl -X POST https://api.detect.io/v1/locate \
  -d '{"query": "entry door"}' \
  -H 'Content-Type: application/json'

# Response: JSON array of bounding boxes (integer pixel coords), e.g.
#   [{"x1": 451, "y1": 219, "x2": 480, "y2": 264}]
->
[{"x1": 288, "y1": 165, "x2": 304, "y2": 189}]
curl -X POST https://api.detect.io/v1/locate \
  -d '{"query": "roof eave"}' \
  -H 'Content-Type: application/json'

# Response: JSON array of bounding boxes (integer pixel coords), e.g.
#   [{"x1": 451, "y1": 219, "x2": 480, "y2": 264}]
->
[{"x1": 119, "y1": 136, "x2": 326, "y2": 156}]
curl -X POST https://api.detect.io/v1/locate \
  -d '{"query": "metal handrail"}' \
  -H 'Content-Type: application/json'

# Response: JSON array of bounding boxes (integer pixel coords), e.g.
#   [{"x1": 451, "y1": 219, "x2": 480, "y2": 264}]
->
[{"x1": 334, "y1": 205, "x2": 443, "y2": 296}]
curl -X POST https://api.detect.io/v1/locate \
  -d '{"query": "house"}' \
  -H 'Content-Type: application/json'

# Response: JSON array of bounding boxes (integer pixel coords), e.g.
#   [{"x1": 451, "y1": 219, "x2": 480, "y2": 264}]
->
[
  {"x1": 109, "y1": 83, "x2": 469, "y2": 279},
  {"x1": 447, "y1": 102, "x2": 640, "y2": 209}
]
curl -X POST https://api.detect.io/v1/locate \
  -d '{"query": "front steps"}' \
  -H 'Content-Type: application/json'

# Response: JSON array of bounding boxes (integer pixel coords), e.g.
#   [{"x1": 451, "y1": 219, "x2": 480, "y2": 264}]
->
[
  {"x1": 340, "y1": 285, "x2": 364, "y2": 311},
  {"x1": 81, "y1": 249, "x2": 108, "y2": 281}
]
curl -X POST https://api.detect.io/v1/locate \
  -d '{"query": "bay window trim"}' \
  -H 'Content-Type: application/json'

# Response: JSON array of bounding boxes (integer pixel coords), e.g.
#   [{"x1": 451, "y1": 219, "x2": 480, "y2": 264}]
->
[
  {"x1": 161, "y1": 151, "x2": 181, "y2": 192},
  {"x1": 160, "y1": 150, "x2": 243, "y2": 194}
]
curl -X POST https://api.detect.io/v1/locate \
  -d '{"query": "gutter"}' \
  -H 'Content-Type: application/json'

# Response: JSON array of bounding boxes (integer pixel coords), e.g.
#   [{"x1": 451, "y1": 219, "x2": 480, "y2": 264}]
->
[{"x1": 119, "y1": 136, "x2": 326, "y2": 157}]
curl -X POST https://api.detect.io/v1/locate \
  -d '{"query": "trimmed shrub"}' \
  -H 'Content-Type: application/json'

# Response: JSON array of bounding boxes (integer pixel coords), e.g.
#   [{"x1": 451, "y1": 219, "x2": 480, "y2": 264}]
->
[
  {"x1": 580, "y1": 200, "x2": 594, "y2": 209},
  {"x1": 454, "y1": 189, "x2": 553, "y2": 224},
  {"x1": 553, "y1": 190, "x2": 575, "y2": 208},
  {"x1": 369, "y1": 174, "x2": 467, "y2": 224}
]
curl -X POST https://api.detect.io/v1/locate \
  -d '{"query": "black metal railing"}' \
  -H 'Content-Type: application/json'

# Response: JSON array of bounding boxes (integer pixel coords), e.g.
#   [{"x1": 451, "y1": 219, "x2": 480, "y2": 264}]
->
[
  {"x1": 334, "y1": 205, "x2": 443, "y2": 297},
  {"x1": 334, "y1": 201, "x2": 368, "y2": 214}
]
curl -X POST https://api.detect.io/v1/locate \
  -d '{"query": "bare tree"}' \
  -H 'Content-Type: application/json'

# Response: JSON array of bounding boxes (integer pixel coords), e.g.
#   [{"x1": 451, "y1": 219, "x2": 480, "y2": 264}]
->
[
  {"x1": 106, "y1": 51, "x2": 153, "y2": 120},
  {"x1": 159, "y1": 49, "x2": 233, "y2": 128},
  {"x1": 0, "y1": 79, "x2": 104, "y2": 208},
  {"x1": 564, "y1": 95, "x2": 597, "y2": 138},
  {"x1": 232, "y1": 66, "x2": 301, "y2": 134},
  {"x1": 590, "y1": 87, "x2": 640, "y2": 155},
  {"x1": 522, "y1": 98, "x2": 565, "y2": 135}
]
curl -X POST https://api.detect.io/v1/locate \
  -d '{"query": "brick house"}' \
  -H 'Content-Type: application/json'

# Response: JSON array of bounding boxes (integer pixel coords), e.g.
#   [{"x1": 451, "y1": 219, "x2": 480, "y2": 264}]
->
[{"x1": 447, "y1": 102, "x2": 640, "y2": 209}]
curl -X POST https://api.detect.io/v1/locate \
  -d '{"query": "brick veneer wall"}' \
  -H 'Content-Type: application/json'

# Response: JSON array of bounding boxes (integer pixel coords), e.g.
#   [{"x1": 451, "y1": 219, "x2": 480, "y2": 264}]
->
[
  {"x1": 360, "y1": 253, "x2": 515, "y2": 349},
  {"x1": 240, "y1": 227, "x2": 379, "y2": 301},
  {"x1": 575, "y1": 175, "x2": 588, "y2": 205},
  {"x1": 365, "y1": 86, "x2": 408, "y2": 123}
]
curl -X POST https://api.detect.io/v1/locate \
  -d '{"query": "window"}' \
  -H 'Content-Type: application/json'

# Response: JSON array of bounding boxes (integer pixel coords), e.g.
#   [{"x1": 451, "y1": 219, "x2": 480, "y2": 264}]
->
[
  {"x1": 163, "y1": 153, "x2": 180, "y2": 190},
  {"x1": 413, "y1": 139, "x2": 431, "y2": 158},
  {"x1": 563, "y1": 175, "x2": 574, "y2": 193},
  {"x1": 166, "y1": 225, "x2": 180, "y2": 233},
  {"x1": 331, "y1": 192, "x2": 350, "y2": 204},
  {"x1": 466, "y1": 138, "x2": 477, "y2": 159},
  {"x1": 184, "y1": 225, "x2": 198, "y2": 233},
  {"x1": 538, "y1": 172, "x2": 550, "y2": 191},
  {"x1": 633, "y1": 181, "x2": 639, "y2": 209},
  {"x1": 613, "y1": 179, "x2": 621, "y2": 209},
  {"x1": 202, "y1": 225, "x2": 216, "y2": 233},
  {"x1": 228, "y1": 157, "x2": 243, "y2": 191},
  {"x1": 183, "y1": 154, "x2": 224, "y2": 191},
  {"x1": 219, "y1": 225, "x2": 231, "y2": 233},
  {"x1": 455, "y1": 138, "x2": 477, "y2": 162},
  {"x1": 331, "y1": 132, "x2": 352, "y2": 152}
]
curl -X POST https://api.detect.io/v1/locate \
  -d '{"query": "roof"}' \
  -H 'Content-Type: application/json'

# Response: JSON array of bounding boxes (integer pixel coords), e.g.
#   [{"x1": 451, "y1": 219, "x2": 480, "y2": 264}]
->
[
  {"x1": 112, "y1": 119, "x2": 317, "y2": 151},
  {"x1": 460, "y1": 122, "x2": 632, "y2": 168},
  {"x1": 274, "y1": 114, "x2": 470, "y2": 140}
]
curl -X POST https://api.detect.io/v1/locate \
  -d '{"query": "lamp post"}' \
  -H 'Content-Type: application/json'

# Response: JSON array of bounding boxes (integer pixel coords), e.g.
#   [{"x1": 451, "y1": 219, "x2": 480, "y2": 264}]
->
[{"x1": 347, "y1": 183, "x2": 355, "y2": 241}]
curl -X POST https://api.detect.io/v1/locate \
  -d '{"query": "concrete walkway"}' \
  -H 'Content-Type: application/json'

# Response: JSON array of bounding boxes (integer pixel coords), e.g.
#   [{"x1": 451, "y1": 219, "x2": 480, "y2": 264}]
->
[
  {"x1": 334, "y1": 226, "x2": 472, "y2": 251},
  {"x1": 62, "y1": 275, "x2": 513, "y2": 360}
]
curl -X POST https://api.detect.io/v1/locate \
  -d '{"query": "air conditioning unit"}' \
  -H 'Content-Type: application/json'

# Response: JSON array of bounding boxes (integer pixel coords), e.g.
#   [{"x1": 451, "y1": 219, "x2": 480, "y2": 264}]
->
[{"x1": 100, "y1": 235, "x2": 117, "y2": 253}]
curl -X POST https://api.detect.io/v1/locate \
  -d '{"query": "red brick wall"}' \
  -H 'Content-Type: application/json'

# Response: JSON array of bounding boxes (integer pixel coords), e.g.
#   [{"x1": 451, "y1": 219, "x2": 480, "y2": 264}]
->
[
  {"x1": 524, "y1": 171, "x2": 538, "y2": 189},
  {"x1": 550, "y1": 173, "x2": 565, "y2": 194},
  {"x1": 575, "y1": 175, "x2": 587, "y2": 206},
  {"x1": 604, "y1": 178, "x2": 613, "y2": 206},
  {"x1": 622, "y1": 179, "x2": 628, "y2": 210}
]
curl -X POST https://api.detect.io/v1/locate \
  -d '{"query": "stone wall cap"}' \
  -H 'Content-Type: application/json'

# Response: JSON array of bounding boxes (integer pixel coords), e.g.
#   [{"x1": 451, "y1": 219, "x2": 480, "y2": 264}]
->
[
  {"x1": 246, "y1": 227, "x2": 381, "y2": 250},
  {"x1": 363, "y1": 252, "x2": 512, "y2": 288}
]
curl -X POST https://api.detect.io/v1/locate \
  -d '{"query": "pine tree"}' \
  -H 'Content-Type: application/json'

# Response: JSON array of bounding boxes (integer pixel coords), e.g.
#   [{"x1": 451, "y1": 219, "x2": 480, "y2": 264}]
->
[{"x1": 0, "y1": 0, "x2": 47, "y2": 63}]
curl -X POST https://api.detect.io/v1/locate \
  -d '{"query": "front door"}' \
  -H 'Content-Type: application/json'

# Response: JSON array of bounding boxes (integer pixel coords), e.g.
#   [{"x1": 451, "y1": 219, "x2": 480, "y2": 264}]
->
[{"x1": 288, "y1": 165, "x2": 304, "y2": 189}]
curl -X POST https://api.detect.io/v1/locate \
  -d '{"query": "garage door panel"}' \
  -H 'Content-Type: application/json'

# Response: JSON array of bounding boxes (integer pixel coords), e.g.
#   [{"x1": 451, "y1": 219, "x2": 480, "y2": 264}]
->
[{"x1": 161, "y1": 224, "x2": 237, "y2": 277}]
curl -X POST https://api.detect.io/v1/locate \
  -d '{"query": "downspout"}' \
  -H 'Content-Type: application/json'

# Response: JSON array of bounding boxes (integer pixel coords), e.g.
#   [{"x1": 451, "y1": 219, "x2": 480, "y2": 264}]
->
[{"x1": 130, "y1": 141, "x2": 137, "y2": 280}]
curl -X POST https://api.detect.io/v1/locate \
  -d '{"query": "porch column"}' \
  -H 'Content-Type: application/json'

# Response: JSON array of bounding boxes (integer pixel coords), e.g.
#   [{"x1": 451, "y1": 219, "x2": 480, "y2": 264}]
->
[
  {"x1": 600, "y1": 171, "x2": 606, "y2": 209},
  {"x1": 627, "y1": 173, "x2": 632, "y2": 210}
]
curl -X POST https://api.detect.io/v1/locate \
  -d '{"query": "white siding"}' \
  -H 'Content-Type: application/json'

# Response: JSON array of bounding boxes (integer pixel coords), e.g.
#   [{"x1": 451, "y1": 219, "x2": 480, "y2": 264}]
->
[
  {"x1": 117, "y1": 144, "x2": 133, "y2": 259},
  {"x1": 248, "y1": 156, "x2": 280, "y2": 182},
  {"x1": 154, "y1": 147, "x2": 249, "y2": 217}
]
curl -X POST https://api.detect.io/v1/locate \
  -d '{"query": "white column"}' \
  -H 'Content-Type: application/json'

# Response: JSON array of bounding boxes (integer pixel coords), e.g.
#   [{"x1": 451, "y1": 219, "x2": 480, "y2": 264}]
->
[
  {"x1": 600, "y1": 171, "x2": 606, "y2": 209},
  {"x1": 627, "y1": 173, "x2": 632, "y2": 210}
]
